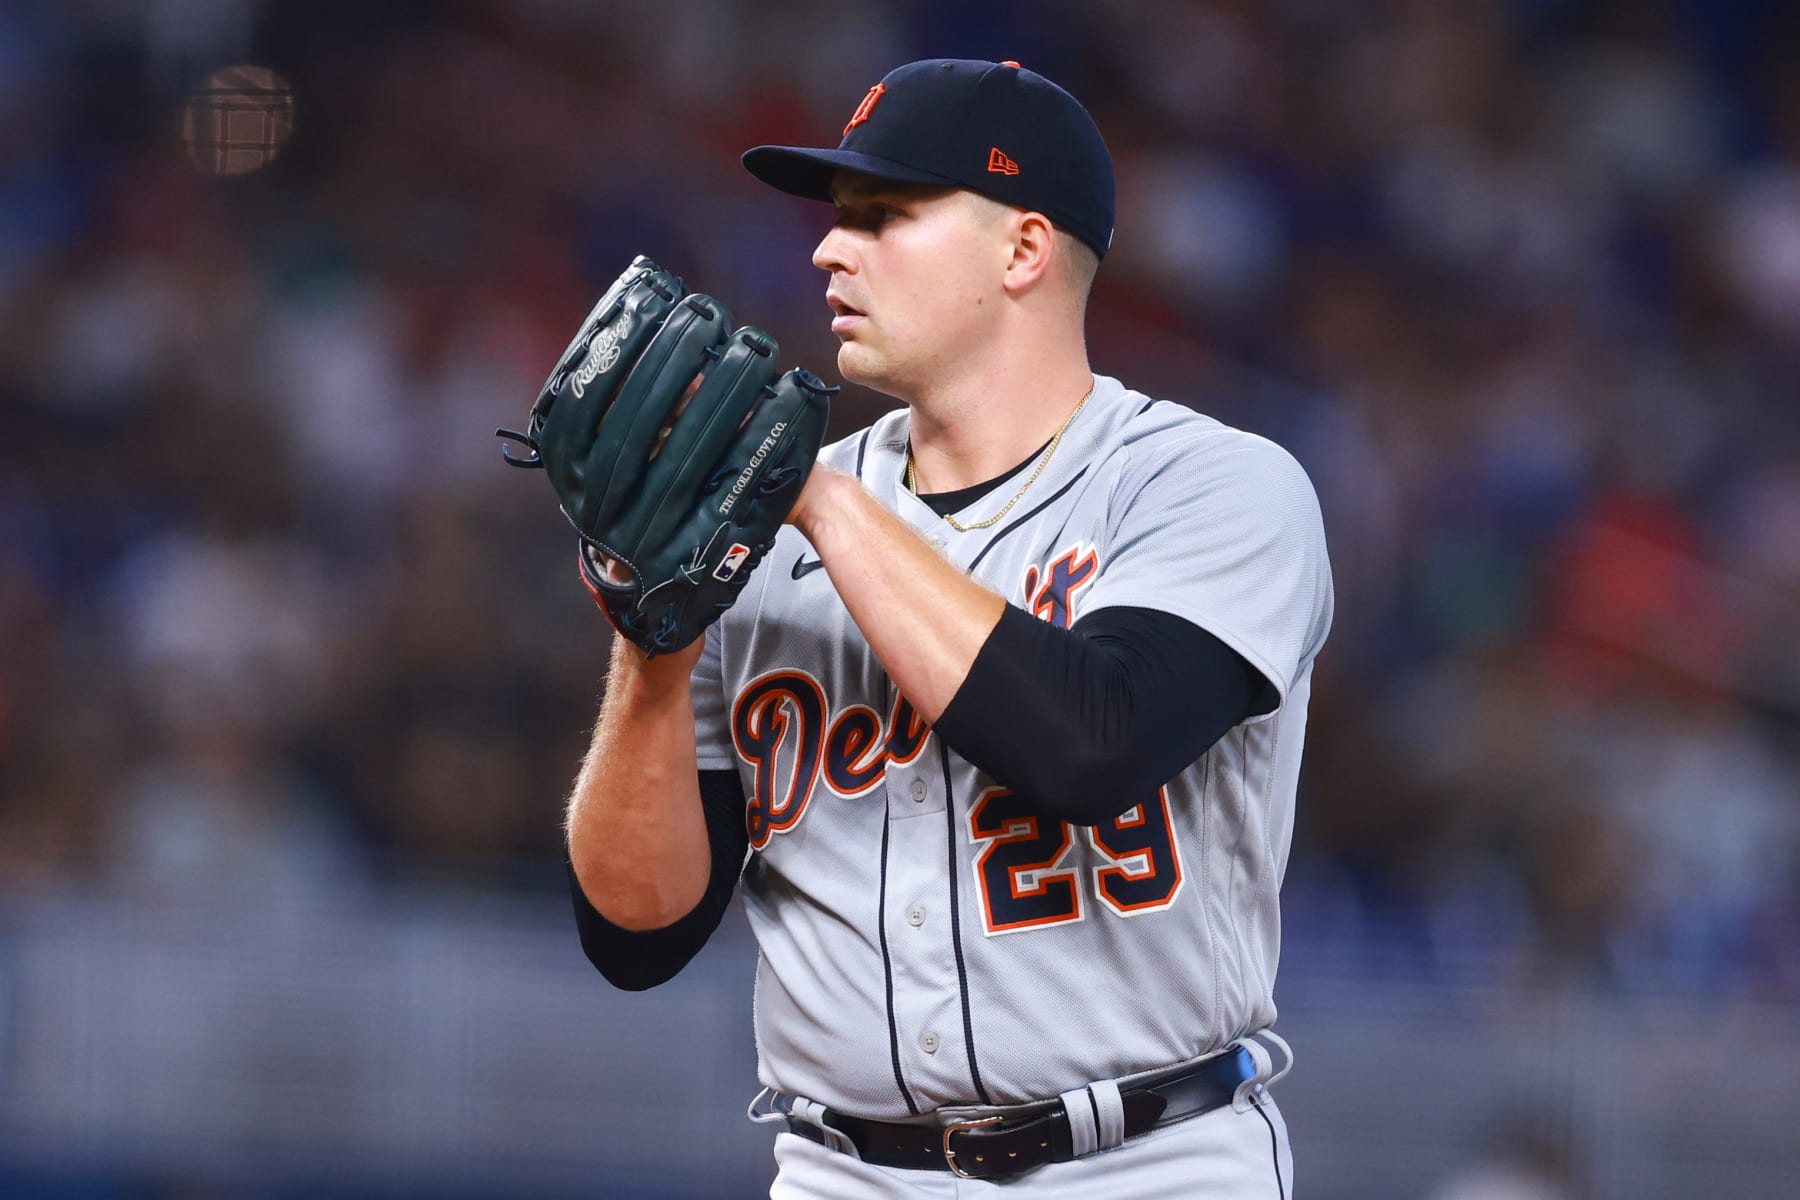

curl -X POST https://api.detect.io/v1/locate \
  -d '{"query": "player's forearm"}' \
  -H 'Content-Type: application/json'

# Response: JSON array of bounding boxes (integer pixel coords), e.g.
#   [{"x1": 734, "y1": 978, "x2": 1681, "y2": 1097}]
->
[
  {"x1": 793, "y1": 468, "x2": 1005, "y2": 722},
  {"x1": 565, "y1": 641, "x2": 712, "y2": 931}
]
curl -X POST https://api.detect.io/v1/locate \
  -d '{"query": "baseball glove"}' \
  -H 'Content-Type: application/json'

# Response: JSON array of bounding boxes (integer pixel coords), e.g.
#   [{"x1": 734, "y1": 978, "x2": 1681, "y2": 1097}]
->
[{"x1": 497, "y1": 256, "x2": 833, "y2": 656}]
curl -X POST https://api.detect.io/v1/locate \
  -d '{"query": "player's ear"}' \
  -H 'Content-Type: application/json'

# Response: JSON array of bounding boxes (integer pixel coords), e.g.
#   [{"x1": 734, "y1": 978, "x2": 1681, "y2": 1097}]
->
[{"x1": 1001, "y1": 210, "x2": 1056, "y2": 295}]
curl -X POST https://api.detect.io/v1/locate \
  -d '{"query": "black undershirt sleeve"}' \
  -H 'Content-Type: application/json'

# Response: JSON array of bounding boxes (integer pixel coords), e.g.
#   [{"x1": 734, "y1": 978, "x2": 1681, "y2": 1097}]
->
[
  {"x1": 568, "y1": 767, "x2": 750, "y2": 991},
  {"x1": 933, "y1": 604, "x2": 1278, "y2": 827}
]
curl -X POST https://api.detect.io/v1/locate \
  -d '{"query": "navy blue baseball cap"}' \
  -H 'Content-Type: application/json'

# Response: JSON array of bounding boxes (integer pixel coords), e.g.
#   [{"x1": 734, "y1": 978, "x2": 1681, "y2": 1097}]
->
[{"x1": 743, "y1": 58, "x2": 1116, "y2": 259}]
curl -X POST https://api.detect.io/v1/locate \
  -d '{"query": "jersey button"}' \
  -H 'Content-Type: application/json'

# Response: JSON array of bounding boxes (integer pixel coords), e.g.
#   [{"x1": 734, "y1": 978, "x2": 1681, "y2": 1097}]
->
[
  {"x1": 918, "y1": 1032, "x2": 939, "y2": 1054},
  {"x1": 909, "y1": 779, "x2": 927, "y2": 802},
  {"x1": 907, "y1": 905, "x2": 926, "y2": 927}
]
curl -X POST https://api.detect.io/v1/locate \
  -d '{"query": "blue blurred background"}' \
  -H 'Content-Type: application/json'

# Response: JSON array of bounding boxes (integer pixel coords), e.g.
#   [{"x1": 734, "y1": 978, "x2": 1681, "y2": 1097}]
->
[{"x1": 2, "y1": 1, "x2": 1798, "y2": 1197}]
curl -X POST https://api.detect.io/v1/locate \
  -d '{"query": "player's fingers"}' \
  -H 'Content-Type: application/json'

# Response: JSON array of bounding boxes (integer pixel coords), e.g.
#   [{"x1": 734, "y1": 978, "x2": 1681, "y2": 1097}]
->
[{"x1": 648, "y1": 371, "x2": 708, "y2": 462}]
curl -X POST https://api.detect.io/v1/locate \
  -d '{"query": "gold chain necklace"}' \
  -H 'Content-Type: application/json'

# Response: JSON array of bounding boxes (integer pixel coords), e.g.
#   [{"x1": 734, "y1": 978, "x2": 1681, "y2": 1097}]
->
[{"x1": 906, "y1": 379, "x2": 1095, "y2": 532}]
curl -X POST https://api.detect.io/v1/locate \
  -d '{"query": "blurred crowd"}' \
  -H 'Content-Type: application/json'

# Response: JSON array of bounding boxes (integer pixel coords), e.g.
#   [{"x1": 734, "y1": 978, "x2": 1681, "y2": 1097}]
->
[{"x1": 2, "y1": 0, "x2": 1798, "y2": 1002}]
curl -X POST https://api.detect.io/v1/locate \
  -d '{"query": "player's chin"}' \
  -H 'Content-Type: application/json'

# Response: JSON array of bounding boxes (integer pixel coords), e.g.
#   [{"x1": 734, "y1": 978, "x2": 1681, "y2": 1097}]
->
[{"x1": 834, "y1": 342, "x2": 884, "y2": 388}]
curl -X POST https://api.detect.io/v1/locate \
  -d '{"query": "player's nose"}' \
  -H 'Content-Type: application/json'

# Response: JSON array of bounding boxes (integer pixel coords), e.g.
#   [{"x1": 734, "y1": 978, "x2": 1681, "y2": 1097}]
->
[{"x1": 812, "y1": 224, "x2": 857, "y2": 276}]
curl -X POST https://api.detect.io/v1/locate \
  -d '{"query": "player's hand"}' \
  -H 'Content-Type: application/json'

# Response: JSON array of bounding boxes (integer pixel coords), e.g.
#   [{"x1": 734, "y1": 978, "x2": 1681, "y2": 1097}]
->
[{"x1": 785, "y1": 462, "x2": 854, "y2": 537}]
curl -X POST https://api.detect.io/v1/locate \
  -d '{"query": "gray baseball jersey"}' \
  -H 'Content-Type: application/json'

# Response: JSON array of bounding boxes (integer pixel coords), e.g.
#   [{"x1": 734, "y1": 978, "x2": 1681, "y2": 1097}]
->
[{"x1": 691, "y1": 373, "x2": 1333, "y2": 1119}]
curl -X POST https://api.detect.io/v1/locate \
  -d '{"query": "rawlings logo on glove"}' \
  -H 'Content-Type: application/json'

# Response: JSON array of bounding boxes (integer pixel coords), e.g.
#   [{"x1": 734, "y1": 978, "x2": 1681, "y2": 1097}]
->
[
  {"x1": 497, "y1": 256, "x2": 834, "y2": 656},
  {"x1": 570, "y1": 318, "x2": 629, "y2": 397}
]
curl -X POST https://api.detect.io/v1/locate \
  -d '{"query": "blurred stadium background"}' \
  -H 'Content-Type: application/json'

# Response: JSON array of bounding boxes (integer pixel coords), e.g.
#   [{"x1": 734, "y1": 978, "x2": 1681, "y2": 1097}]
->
[{"x1": 3, "y1": 1, "x2": 1799, "y2": 1197}]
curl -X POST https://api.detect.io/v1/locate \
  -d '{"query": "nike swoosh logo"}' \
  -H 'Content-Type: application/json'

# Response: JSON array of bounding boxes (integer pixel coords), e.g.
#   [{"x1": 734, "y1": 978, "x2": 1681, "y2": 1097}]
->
[{"x1": 791, "y1": 555, "x2": 825, "y2": 580}]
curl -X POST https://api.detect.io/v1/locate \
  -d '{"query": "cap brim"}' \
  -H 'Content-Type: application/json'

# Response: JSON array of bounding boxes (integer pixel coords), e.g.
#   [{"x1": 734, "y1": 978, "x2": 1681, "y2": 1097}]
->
[{"x1": 742, "y1": 145, "x2": 962, "y2": 201}]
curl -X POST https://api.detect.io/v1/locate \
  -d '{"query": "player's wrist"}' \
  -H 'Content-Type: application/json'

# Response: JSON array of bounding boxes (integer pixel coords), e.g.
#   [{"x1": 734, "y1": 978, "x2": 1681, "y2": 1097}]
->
[{"x1": 607, "y1": 633, "x2": 701, "y2": 704}]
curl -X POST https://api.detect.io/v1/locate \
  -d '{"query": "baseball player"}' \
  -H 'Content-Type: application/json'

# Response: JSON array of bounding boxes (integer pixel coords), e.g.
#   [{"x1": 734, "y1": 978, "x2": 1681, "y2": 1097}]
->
[{"x1": 560, "y1": 59, "x2": 1332, "y2": 1195}]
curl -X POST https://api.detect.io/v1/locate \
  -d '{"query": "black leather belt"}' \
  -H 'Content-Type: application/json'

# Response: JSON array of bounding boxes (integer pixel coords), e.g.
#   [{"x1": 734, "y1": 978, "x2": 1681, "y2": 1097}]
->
[{"x1": 776, "y1": 1044, "x2": 1261, "y2": 1182}]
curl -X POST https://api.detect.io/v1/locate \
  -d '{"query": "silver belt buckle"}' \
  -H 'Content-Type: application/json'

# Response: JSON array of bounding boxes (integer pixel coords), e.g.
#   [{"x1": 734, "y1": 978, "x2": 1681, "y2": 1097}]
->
[{"x1": 941, "y1": 1115, "x2": 1005, "y2": 1179}]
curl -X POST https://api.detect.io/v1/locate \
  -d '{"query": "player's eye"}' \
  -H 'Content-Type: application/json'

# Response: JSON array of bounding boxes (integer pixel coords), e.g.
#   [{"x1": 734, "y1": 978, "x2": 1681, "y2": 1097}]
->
[{"x1": 834, "y1": 202, "x2": 898, "y2": 233}]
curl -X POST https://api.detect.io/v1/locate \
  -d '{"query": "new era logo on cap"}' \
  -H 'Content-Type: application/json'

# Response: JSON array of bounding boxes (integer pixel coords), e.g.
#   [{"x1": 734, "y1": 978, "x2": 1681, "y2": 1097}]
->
[{"x1": 987, "y1": 147, "x2": 1020, "y2": 175}]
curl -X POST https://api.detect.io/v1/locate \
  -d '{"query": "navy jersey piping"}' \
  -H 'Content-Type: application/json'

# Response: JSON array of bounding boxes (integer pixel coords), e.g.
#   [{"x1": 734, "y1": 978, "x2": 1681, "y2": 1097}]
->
[
  {"x1": 966, "y1": 468, "x2": 1089, "y2": 575},
  {"x1": 940, "y1": 740, "x2": 993, "y2": 1105},
  {"x1": 876, "y1": 810, "x2": 920, "y2": 1114},
  {"x1": 1254, "y1": 1099, "x2": 1287, "y2": 1198}
]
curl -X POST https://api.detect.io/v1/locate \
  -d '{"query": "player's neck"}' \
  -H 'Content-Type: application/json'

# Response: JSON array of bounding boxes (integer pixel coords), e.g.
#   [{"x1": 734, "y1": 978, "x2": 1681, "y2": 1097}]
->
[{"x1": 905, "y1": 350, "x2": 1093, "y2": 494}]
